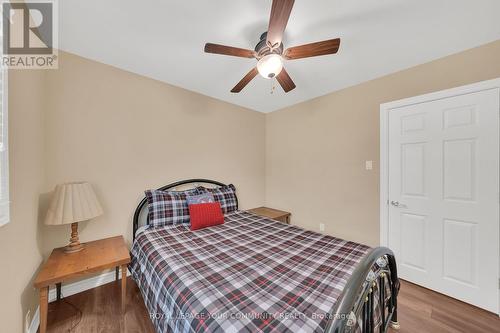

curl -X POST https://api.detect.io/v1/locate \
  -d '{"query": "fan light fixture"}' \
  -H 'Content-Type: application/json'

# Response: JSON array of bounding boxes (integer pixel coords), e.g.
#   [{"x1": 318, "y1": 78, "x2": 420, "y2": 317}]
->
[{"x1": 257, "y1": 54, "x2": 283, "y2": 79}]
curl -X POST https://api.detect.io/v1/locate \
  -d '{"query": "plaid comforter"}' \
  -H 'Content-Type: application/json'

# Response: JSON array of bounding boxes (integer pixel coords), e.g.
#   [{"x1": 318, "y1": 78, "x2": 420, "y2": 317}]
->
[{"x1": 130, "y1": 211, "x2": 373, "y2": 333}]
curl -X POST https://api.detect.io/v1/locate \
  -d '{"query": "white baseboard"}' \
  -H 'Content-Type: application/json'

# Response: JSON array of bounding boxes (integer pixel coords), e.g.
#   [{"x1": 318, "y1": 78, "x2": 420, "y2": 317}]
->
[
  {"x1": 28, "y1": 268, "x2": 131, "y2": 333},
  {"x1": 27, "y1": 307, "x2": 39, "y2": 333}
]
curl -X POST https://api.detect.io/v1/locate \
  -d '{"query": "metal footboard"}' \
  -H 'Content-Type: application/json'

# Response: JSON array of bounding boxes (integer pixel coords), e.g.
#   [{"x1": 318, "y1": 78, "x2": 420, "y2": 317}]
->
[{"x1": 324, "y1": 247, "x2": 400, "y2": 333}]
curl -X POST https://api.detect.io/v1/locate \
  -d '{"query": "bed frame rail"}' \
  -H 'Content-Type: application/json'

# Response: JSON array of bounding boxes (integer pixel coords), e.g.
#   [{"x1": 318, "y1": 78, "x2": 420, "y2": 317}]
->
[{"x1": 324, "y1": 247, "x2": 400, "y2": 333}]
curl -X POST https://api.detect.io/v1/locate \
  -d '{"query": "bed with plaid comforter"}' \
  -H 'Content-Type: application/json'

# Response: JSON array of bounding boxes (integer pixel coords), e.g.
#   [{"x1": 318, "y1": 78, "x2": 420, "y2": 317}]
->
[{"x1": 130, "y1": 211, "x2": 376, "y2": 333}]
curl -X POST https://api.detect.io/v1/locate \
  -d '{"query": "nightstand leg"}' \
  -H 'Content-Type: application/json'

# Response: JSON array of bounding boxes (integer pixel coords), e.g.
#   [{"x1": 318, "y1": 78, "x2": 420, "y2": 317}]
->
[
  {"x1": 56, "y1": 282, "x2": 62, "y2": 300},
  {"x1": 121, "y1": 264, "x2": 127, "y2": 312},
  {"x1": 39, "y1": 286, "x2": 49, "y2": 333}
]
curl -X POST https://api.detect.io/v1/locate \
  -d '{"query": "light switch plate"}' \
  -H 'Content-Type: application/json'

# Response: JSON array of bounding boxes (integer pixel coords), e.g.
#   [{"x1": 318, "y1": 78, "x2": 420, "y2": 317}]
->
[{"x1": 365, "y1": 160, "x2": 373, "y2": 170}]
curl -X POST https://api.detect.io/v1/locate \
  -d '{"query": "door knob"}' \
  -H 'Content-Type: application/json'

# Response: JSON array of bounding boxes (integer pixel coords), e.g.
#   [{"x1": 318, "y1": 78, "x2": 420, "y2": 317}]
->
[{"x1": 390, "y1": 201, "x2": 407, "y2": 208}]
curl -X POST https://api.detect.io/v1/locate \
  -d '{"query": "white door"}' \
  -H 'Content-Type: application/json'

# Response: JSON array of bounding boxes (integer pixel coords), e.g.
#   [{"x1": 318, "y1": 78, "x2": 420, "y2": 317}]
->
[{"x1": 387, "y1": 88, "x2": 499, "y2": 313}]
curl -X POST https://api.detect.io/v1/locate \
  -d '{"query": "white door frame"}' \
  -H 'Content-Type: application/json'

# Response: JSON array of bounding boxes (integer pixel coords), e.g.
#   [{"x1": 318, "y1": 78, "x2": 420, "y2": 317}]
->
[{"x1": 379, "y1": 78, "x2": 500, "y2": 313}]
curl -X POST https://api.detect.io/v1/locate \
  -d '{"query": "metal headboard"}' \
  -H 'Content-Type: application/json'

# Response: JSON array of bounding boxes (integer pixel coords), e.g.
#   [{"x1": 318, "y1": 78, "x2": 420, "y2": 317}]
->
[{"x1": 132, "y1": 179, "x2": 236, "y2": 240}]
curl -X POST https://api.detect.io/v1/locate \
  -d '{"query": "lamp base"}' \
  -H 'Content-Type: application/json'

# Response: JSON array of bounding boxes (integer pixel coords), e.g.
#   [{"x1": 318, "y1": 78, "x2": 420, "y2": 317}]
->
[
  {"x1": 64, "y1": 222, "x2": 84, "y2": 254},
  {"x1": 64, "y1": 243, "x2": 84, "y2": 253}
]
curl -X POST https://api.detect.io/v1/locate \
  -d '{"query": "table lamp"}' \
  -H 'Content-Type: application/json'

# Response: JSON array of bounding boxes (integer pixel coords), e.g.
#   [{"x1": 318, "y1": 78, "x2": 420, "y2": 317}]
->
[{"x1": 44, "y1": 182, "x2": 103, "y2": 253}]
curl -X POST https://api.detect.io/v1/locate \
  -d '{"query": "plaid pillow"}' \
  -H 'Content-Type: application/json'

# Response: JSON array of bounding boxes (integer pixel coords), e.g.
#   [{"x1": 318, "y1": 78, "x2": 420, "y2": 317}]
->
[
  {"x1": 196, "y1": 184, "x2": 238, "y2": 214},
  {"x1": 145, "y1": 189, "x2": 197, "y2": 227},
  {"x1": 186, "y1": 192, "x2": 215, "y2": 205}
]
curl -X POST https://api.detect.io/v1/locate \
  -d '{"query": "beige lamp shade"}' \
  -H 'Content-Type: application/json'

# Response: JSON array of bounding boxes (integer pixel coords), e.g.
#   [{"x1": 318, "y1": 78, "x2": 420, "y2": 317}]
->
[{"x1": 45, "y1": 182, "x2": 103, "y2": 226}]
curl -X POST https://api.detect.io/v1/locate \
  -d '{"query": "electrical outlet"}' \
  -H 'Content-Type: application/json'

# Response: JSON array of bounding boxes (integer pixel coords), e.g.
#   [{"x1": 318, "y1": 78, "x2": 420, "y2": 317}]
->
[
  {"x1": 365, "y1": 160, "x2": 373, "y2": 170},
  {"x1": 319, "y1": 223, "x2": 325, "y2": 232},
  {"x1": 24, "y1": 310, "x2": 31, "y2": 333}
]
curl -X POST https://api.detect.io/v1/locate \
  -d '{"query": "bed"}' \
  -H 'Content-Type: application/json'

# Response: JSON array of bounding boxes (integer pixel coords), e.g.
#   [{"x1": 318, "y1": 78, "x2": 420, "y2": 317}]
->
[{"x1": 130, "y1": 179, "x2": 400, "y2": 333}]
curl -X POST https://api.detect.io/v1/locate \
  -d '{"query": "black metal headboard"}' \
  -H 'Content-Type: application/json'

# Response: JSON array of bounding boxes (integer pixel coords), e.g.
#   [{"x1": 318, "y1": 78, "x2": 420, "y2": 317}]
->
[{"x1": 132, "y1": 179, "x2": 236, "y2": 240}]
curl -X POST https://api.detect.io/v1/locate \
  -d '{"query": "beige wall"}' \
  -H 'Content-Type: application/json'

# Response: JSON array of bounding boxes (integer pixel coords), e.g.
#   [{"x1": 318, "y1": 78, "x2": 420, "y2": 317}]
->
[
  {"x1": 0, "y1": 51, "x2": 265, "y2": 331},
  {"x1": 41, "y1": 52, "x2": 266, "y2": 255},
  {"x1": 265, "y1": 40, "x2": 500, "y2": 247},
  {"x1": 3, "y1": 40, "x2": 500, "y2": 331},
  {"x1": 0, "y1": 70, "x2": 46, "y2": 332}
]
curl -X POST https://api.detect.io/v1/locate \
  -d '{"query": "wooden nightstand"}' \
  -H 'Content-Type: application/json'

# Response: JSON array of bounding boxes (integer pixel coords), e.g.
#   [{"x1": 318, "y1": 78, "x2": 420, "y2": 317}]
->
[
  {"x1": 34, "y1": 236, "x2": 130, "y2": 333},
  {"x1": 248, "y1": 207, "x2": 291, "y2": 224}
]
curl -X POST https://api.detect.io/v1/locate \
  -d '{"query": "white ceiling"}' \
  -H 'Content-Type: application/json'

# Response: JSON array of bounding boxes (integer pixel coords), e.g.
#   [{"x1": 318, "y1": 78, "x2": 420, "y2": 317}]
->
[{"x1": 59, "y1": 0, "x2": 500, "y2": 113}]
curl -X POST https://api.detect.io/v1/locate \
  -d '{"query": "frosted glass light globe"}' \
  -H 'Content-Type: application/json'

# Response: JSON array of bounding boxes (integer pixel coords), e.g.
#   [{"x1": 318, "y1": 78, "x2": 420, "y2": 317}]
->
[{"x1": 257, "y1": 54, "x2": 283, "y2": 79}]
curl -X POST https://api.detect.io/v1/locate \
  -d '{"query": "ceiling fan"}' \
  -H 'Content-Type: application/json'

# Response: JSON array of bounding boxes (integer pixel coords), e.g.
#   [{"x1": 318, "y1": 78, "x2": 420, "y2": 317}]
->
[{"x1": 204, "y1": 0, "x2": 341, "y2": 93}]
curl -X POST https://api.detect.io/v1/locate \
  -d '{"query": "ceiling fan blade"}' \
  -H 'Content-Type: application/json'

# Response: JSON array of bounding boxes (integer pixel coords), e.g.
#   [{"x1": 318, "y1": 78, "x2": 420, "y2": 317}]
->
[
  {"x1": 276, "y1": 68, "x2": 296, "y2": 93},
  {"x1": 284, "y1": 38, "x2": 341, "y2": 60},
  {"x1": 231, "y1": 67, "x2": 259, "y2": 93},
  {"x1": 266, "y1": 0, "x2": 295, "y2": 47},
  {"x1": 204, "y1": 43, "x2": 256, "y2": 58}
]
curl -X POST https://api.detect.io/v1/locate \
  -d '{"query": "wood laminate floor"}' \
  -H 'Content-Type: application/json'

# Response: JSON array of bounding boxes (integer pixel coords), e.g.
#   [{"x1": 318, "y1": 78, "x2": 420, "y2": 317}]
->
[{"x1": 44, "y1": 278, "x2": 500, "y2": 333}]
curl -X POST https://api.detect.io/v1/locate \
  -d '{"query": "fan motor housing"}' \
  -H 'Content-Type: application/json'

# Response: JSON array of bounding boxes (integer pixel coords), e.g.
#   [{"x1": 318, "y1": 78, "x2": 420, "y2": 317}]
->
[{"x1": 255, "y1": 32, "x2": 283, "y2": 59}]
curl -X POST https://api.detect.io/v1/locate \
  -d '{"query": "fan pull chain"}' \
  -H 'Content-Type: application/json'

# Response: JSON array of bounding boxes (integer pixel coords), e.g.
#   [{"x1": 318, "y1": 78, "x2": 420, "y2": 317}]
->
[{"x1": 270, "y1": 78, "x2": 277, "y2": 94}]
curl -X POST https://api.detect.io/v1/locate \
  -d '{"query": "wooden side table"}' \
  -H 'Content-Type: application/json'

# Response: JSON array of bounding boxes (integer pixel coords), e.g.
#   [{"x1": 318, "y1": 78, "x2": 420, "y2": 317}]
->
[
  {"x1": 34, "y1": 236, "x2": 130, "y2": 333},
  {"x1": 247, "y1": 207, "x2": 291, "y2": 224}
]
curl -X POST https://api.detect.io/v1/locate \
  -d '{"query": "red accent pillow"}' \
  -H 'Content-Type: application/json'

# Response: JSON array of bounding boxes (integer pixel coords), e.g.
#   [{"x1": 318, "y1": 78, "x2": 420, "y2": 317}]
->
[{"x1": 189, "y1": 202, "x2": 224, "y2": 231}]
